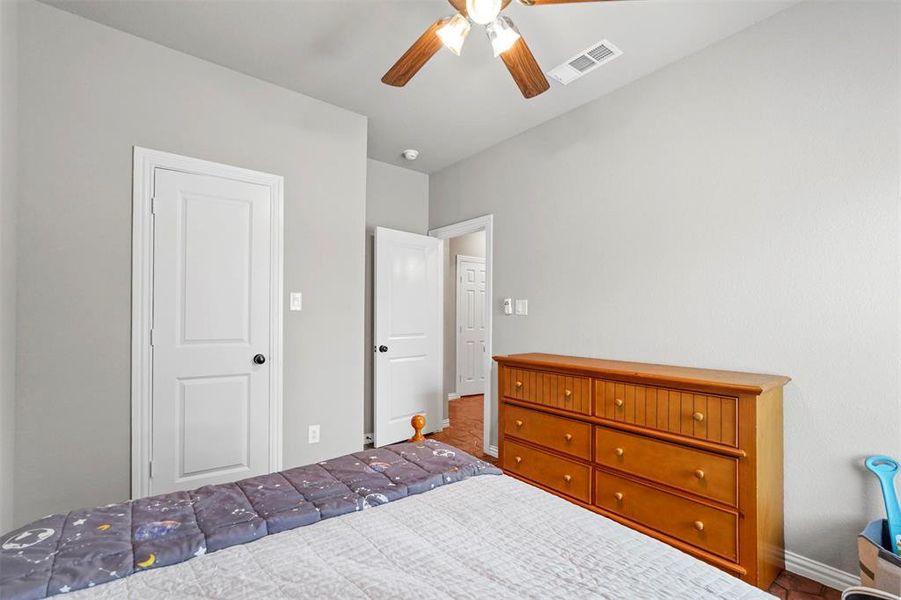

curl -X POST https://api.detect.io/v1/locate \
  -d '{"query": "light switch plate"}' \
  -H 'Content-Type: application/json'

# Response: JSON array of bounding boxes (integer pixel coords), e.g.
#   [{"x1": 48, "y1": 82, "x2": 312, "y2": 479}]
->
[
  {"x1": 515, "y1": 299, "x2": 529, "y2": 315},
  {"x1": 290, "y1": 292, "x2": 303, "y2": 311}
]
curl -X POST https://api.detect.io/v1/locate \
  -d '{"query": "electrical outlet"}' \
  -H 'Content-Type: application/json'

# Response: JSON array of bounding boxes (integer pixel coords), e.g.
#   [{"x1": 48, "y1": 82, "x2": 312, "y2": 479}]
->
[
  {"x1": 363, "y1": 433, "x2": 373, "y2": 445},
  {"x1": 308, "y1": 424, "x2": 320, "y2": 444}
]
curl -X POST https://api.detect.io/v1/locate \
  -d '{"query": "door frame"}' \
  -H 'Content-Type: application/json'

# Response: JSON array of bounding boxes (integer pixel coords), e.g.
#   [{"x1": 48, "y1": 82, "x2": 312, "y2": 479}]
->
[
  {"x1": 455, "y1": 255, "x2": 486, "y2": 397},
  {"x1": 428, "y1": 215, "x2": 494, "y2": 457},
  {"x1": 130, "y1": 147, "x2": 285, "y2": 499}
]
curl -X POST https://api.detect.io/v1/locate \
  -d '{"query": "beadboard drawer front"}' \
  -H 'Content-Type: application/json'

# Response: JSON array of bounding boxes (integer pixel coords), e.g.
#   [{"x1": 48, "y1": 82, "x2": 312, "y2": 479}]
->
[
  {"x1": 504, "y1": 404, "x2": 591, "y2": 460},
  {"x1": 594, "y1": 380, "x2": 738, "y2": 447},
  {"x1": 594, "y1": 426, "x2": 737, "y2": 506},
  {"x1": 503, "y1": 440, "x2": 591, "y2": 503},
  {"x1": 504, "y1": 368, "x2": 591, "y2": 415},
  {"x1": 595, "y1": 470, "x2": 738, "y2": 562}
]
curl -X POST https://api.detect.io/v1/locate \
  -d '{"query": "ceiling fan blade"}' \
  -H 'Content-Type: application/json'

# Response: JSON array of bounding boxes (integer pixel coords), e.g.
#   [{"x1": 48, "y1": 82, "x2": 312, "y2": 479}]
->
[
  {"x1": 447, "y1": 0, "x2": 467, "y2": 15},
  {"x1": 381, "y1": 19, "x2": 447, "y2": 87},
  {"x1": 500, "y1": 36, "x2": 550, "y2": 99}
]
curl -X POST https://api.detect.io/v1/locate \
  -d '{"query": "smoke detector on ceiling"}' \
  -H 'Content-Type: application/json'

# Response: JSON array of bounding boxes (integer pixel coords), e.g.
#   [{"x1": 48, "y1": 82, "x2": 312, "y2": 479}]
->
[
  {"x1": 547, "y1": 40, "x2": 622, "y2": 85},
  {"x1": 402, "y1": 149, "x2": 420, "y2": 161}
]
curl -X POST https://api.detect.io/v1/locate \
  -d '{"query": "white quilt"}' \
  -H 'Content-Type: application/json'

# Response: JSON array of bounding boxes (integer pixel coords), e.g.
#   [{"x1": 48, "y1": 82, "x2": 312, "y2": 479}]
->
[{"x1": 68, "y1": 474, "x2": 774, "y2": 599}]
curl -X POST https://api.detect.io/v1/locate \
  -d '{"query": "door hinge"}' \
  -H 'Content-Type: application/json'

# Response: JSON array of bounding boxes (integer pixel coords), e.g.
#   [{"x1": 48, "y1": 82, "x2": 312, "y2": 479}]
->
[
  {"x1": 149, "y1": 328, "x2": 155, "y2": 347},
  {"x1": 150, "y1": 197, "x2": 158, "y2": 215},
  {"x1": 148, "y1": 460, "x2": 153, "y2": 478}
]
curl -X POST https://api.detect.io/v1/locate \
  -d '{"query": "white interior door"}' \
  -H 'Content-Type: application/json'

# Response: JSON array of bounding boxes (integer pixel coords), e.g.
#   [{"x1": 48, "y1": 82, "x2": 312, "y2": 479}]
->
[
  {"x1": 456, "y1": 256, "x2": 486, "y2": 396},
  {"x1": 373, "y1": 227, "x2": 443, "y2": 447},
  {"x1": 150, "y1": 167, "x2": 272, "y2": 494}
]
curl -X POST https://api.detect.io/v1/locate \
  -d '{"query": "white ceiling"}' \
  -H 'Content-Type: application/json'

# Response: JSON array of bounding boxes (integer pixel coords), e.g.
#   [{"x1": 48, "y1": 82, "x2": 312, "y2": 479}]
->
[{"x1": 45, "y1": 0, "x2": 793, "y2": 173}]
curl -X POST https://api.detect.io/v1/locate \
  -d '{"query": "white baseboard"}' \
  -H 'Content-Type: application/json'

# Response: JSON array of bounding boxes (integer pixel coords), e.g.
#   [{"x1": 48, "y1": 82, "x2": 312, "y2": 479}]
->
[
  {"x1": 442, "y1": 418, "x2": 450, "y2": 429},
  {"x1": 486, "y1": 445, "x2": 498, "y2": 458},
  {"x1": 785, "y1": 550, "x2": 859, "y2": 591},
  {"x1": 447, "y1": 393, "x2": 461, "y2": 401}
]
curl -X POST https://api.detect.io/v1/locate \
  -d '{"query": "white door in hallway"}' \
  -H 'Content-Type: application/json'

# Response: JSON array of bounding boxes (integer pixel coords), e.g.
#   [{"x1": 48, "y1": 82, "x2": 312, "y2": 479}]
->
[
  {"x1": 456, "y1": 255, "x2": 486, "y2": 397},
  {"x1": 150, "y1": 167, "x2": 274, "y2": 495},
  {"x1": 373, "y1": 227, "x2": 443, "y2": 446}
]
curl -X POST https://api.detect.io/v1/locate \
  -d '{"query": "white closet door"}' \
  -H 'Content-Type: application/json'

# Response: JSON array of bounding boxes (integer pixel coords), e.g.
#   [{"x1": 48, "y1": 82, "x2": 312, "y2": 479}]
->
[{"x1": 150, "y1": 167, "x2": 271, "y2": 494}]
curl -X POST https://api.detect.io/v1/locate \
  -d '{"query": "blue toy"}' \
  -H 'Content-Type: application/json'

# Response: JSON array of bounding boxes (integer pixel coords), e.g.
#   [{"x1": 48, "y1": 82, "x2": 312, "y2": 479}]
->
[{"x1": 865, "y1": 455, "x2": 901, "y2": 557}]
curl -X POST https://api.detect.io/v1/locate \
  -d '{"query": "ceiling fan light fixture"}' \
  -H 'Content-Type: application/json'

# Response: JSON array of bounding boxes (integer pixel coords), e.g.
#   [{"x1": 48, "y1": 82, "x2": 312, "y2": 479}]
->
[
  {"x1": 466, "y1": 0, "x2": 502, "y2": 25},
  {"x1": 486, "y1": 16, "x2": 520, "y2": 57},
  {"x1": 437, "y1": 13, "x2": 471, "y2": 56}
]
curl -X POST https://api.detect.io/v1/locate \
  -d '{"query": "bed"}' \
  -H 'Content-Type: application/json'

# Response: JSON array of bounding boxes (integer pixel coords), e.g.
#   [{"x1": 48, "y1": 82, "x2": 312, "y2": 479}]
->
[{"x1": 1, "y1": 420, "x2": 774, "y2": 600}]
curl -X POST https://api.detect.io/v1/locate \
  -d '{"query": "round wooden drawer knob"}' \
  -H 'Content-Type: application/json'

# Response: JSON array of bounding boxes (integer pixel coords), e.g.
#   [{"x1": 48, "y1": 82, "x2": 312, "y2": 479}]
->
[
  {"x1": 692, "y1": 412, "x2": 705, "y2": 422},
  {"x1": 564, "y1": 433, "x2": 573, "y2": 441},
  {"x1": 563, "y1": 474, "x2": 572, "y2": 483},
  {"x1": 514, "y1": 456, "x2": 522, "y2": 464},
  {"x1": 515, "y1": 381, "x2": 523, "y2": 388},
  {"x1": 615, "y1": 398, "x2": 624, "y2": 407},
  {"x1": 615, "y1": 447, "x2": 625, "y2": 457},
  {"x1": 614, "y1": 492, "x2": 624, "y2": 502},
  {"x1": 515, "y1": 419, "x2": 524, "y2": 428},
  {"x1": 564, "y1": 389, "x2": 572, "y2": 398},
  {"x1": 694, "y1": 521, "x2": 705, "y2": 531},
  {"x1": 695, "y1": 469, "x2": 705, "y2": 480}
]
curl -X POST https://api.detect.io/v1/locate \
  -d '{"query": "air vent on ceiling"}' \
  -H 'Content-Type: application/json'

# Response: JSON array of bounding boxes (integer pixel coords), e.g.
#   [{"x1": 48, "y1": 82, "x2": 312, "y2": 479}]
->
[{"x1": 547, "y1": 40, "x2": 622, "y2": 85}]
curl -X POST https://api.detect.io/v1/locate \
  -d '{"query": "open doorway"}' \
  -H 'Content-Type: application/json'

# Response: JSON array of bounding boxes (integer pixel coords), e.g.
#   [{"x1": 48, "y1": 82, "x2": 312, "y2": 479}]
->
[{"x1": 427, "y1": 216, "x2": 494, "y2": 461}]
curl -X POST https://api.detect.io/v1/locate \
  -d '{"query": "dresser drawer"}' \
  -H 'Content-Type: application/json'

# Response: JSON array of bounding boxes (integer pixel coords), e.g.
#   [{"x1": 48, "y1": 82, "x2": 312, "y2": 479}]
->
[
  {"x1": 505, "y1": 368, "x2": 591, "y2": 415},
  {"x1": 594, "y1": 380, "x2": 738, "y2": 447},
  {"x1": 594, "y1": 426, "x2": 737, "y2": 505},
  {"x1": 504, "y1": 404, "x2": 591, "y2": 460},
  {"x1": 503, "y1": 440, "x2": 591, "y2": 503},
  {"x1": 595, "y1": 469, "x2": 738, "y2": 561}
]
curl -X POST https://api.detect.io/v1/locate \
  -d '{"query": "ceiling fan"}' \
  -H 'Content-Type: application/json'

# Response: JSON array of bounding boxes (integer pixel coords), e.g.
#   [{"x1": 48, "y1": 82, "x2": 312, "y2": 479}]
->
[{"x1": 381, "y1": 0, "x2": 618, "y2": 99}]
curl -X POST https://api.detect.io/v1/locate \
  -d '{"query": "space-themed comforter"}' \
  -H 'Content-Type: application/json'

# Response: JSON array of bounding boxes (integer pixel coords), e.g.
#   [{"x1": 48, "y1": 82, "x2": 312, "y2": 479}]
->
[{"x1": 0, "y1": 439, "x2": 500, "y2": 600}]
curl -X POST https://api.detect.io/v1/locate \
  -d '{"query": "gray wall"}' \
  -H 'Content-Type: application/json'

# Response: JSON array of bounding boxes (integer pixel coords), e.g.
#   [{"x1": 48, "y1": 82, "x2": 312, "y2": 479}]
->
[
  {"x1": 443, "y1": 231, "x2": 485, "y2": 403},
  {"x1": 364, "y1": 158, "x2": 429, "y2": 434},
  {"x1": 0, "y1": 0, "x2": 18, "y2": 533},
  {"x1": 430, "y1": 1, "x2": 900, "y2": 575},
  {"x1": 14, "y1": 1, "x2": 367, "y2": 525}
]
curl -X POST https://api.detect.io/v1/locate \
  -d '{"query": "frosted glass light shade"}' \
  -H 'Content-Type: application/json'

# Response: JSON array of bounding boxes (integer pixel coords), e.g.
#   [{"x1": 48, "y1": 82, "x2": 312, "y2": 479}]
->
[
  {"x1": 466, "y1": 0, "x2": 502, "y2": 25},
  {"x1": 437, "y1": 13, "x2": 471, "y2": 56},
  {"x1": 486, "y1": 16, "x2": 520, "y2": 57}
]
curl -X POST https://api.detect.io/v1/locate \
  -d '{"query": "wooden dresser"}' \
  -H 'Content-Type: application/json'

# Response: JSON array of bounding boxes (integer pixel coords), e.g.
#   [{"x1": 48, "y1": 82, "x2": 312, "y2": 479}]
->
[{"x1": 494, "y1": 353, "x2": 789, "y2": 590}]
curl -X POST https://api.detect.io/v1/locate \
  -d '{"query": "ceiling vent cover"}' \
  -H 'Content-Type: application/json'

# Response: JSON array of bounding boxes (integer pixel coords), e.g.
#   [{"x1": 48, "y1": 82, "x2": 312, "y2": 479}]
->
[{"x1": 548, "y1": 40, "x2": 622, "y2": 85}]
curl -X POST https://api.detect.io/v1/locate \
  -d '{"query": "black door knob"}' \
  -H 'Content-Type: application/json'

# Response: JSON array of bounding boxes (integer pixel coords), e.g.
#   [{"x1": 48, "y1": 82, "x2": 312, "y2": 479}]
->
[
  {"x1": 253, "y1": 354, "x2": 266, "y2": 365},
  {"x1": 378, "y1": 345, "x2": 388, "y2": 353}
]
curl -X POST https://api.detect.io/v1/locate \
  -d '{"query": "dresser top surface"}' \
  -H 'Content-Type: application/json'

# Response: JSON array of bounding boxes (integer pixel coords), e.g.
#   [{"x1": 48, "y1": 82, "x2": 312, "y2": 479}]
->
[{"x1": 493, "y1": 353, "x2": 790, "y2": 395}]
